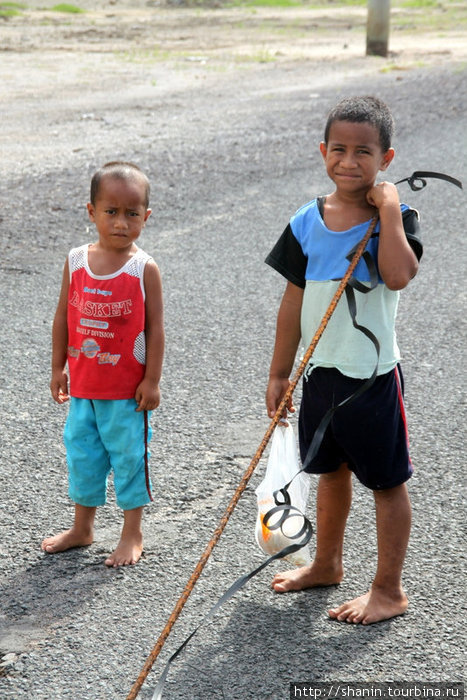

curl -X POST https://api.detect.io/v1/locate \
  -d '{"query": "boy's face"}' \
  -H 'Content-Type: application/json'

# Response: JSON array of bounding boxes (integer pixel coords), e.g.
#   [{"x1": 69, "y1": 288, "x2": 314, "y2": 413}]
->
[
  {"x1": 319, "y1": 120, "x2": 394, "y2": 195},
  {"x1": 87, "y1": 175, "x2": 151, "y2": 250}
]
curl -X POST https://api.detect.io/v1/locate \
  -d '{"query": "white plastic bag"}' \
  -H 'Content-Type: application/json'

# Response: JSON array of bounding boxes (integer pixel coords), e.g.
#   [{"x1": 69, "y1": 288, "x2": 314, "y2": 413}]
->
[{"x1": 255, "y1": 423, "x2": 311, "y2": 567}]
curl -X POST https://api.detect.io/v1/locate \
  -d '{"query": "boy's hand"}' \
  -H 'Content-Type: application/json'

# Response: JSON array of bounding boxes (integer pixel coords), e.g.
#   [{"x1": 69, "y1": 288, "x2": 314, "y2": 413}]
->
[
  {"x1": 134, "y1": 378, "x2": 161, "y2": 412},
  {"x1": 266, "y1": 377, "x2": 295, "y2": 425},
  {"x1": 50, "y1": 370, "x2": 69, "y2": 404},
  {"x1": 366, "y1": 181, "x2": 399, "y2": 210}
]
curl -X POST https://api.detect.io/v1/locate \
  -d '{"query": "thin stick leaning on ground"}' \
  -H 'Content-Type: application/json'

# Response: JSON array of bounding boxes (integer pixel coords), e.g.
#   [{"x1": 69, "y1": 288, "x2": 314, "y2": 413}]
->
[{"x1": 126, "y1": 214, "x2": 379, "y2": 700}]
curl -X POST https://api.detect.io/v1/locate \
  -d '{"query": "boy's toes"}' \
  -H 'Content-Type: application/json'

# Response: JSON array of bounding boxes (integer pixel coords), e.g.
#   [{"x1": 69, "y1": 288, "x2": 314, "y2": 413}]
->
[{"x1": 104, "y1": 543, "x2": 143, "y2": 567}]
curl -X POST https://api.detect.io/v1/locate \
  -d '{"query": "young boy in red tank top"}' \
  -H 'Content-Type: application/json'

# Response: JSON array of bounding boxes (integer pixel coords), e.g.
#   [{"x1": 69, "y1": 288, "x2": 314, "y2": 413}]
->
[{"x1": 41, "y1": 162, "x2": 164, "y2": 567}]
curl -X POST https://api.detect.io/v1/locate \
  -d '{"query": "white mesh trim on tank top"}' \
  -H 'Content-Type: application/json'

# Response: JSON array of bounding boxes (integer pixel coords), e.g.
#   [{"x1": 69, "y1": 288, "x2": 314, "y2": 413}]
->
[
  {"x1": 69, "y1": 245, "x2": 86, "y2": 274},
  {"x1": 126, "y1": 250, "x2": 151, "y2": 278},
  {"x1": 68, "y1": 245, "x2": 152, "y2": 281},
  {"x1": 133, "y1": 331, "x2": 146, "y2": 364}
]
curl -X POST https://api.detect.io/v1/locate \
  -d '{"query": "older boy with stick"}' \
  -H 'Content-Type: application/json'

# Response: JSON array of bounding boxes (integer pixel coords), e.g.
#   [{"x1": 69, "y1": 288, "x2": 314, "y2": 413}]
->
[{"x1": 265, "y1": 97, "x2": 422, "y2": 624}]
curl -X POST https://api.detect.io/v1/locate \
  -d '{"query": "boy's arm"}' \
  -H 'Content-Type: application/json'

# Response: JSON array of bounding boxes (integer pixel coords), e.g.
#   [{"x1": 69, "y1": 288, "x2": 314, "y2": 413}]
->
[
  {"x1": 50, "y1": 259, "x2": 70, "y2": 404},
  {"x1": 266, "y1": 280, "x2": 304, "y2": 420},
  {"x1": 368, "y1": 181, "x2": 419, "y2": 290},
  {"x1": 135, "y1": 260, "x2": 164, "y2": 412}
]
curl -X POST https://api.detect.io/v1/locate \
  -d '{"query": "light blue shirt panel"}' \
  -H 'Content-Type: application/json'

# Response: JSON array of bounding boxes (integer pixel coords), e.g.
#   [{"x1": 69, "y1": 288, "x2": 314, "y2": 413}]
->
[
  {"x1": 301, "y1": 281, "x2": 401, "y2": 378},
  {"x1": 290, "y1": 199, "x2": 406, "y2": 378},
  {"x1": 290, "y1": 199, "x2": 410, "y2": 284}
]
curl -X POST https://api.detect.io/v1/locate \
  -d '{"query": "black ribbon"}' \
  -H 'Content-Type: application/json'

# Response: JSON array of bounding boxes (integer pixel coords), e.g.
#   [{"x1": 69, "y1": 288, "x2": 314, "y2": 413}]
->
[
  {"x1": 395, "y1": 170, "x2": 462, "y2": 191},
  {"x1": 151, "y1": 511, "x2": 312, "y2": 700}
]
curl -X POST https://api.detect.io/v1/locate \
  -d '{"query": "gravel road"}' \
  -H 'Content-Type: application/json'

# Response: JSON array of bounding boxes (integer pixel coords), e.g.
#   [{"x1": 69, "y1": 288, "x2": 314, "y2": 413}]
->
[{"x1": 0, "y1": 5, "x2": 466, "y2": 699}]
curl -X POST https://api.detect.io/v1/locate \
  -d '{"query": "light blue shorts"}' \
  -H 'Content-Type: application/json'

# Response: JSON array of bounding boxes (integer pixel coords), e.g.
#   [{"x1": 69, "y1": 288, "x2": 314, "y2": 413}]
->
[{"x1": 64, "y1": 398, "x2": 153, "y2": 510}]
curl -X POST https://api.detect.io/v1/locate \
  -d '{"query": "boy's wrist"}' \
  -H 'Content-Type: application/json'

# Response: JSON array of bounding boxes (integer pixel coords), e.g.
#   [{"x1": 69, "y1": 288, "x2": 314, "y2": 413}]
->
[
  {"x1": 378, "y1": 198, "x2": 400, "y2": 214},
  {"x1": 142, "y1": 374, "x2": 160, "y2": 386},
  {"x1": 375, "y1": 193, "x2": 400, "y2": 212}
]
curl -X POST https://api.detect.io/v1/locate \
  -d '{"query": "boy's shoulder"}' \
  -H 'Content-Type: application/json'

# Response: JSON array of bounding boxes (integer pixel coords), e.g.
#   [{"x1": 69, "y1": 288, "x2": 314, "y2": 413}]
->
[
  {"x1": 126, "y1": 247, "x2": 155, "y2": 280},
  {"x1": 132, "y1": 245, "x2": 152, "y2": 262},
  {"x1": 289, "y1": 197, "x2": 325, "y2": 241},
  {"x1": 68, "y1": 243, "x2": 88, "y2": 272},
  {"x1": 69, "y1": 243, "x2": 88, "y2": 255},
  {"x1": 291, "y1": 197, "x2": 319, "y2": 220}
]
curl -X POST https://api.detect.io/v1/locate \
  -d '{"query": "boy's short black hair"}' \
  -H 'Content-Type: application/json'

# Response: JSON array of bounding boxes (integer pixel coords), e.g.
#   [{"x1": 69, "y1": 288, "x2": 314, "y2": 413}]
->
[
  {"x1": 90, "y1": 161, "x2": 150, "y2": 208},
  {"x1": 324, "y1": 96, "x2": 395, "y2": 152}
]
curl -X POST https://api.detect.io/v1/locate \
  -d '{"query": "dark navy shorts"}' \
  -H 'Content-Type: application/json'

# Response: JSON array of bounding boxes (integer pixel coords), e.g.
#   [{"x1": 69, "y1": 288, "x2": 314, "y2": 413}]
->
[{"x1": 298, "y1": 365, "x2": 413, "y2": 490}]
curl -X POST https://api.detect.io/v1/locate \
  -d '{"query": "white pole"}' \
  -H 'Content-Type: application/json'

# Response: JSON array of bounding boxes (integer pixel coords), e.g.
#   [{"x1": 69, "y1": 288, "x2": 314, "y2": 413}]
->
[{"x1": 366, "y1": 0, "x2": 390, "y2": 57}]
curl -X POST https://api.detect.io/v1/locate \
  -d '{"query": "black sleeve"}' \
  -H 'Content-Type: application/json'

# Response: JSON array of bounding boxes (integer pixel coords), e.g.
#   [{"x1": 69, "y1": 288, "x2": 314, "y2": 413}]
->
[
  {"x1": 266, "y1": 207, "x2": 422, "y2": 286},
  {"x1": 403, "y1": 208, "x2": 423, "y2": 261},
  {"x1": 264, "y1": 223, "x2": 307, "y2": 289}
]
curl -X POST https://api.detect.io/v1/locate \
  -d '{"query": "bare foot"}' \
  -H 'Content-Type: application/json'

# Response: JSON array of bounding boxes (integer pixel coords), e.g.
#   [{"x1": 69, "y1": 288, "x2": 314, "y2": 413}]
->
[
  {"x1": 271, "y1": 561, "x2": 343, "y2": 593},
  {"x1": 328, "y1": 586, "x2": 408, "y2": 625},
  {"x1": 41, "y1": 528, "x2": 94, "y2": 554},
  {"x1": 104, "y1": 536, "x2": 143, "y2": 568}
]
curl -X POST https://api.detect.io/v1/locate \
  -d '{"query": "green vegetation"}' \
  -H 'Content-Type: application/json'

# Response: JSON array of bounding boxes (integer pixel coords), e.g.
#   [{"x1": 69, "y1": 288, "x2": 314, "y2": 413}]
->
[
  {"x1": 49, "y1": 3, "x2": 85, "y2": 12},
  {"x1": 188, "y1": 0, "x2": 464, "y2": 10},
  {"x1": 379, "y1": 60, "x2": 426, "y2": 72},
  {"x1": 0, "y1": 1, "x2": 26, "y2": 16},
  {"x1": 399, "y1": 0, "x2": 438, "y2": 6},
  {"x1": 392, "y1": 0, "x2": 467, "y2": 30},
  {"x1": 0, "y1": 0, "x2": 85, "y2": 14},
  {"x1": 308, "y1": 0, "x2": 367, "y2": 5},
  {"x1": 117, "y1": 47, "x2": 172, "y2": 63}
]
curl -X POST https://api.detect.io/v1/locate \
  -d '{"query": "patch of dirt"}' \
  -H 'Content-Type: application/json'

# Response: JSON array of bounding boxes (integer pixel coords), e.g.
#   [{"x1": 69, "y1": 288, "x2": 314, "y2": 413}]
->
[
  {"x1": 2, "y1": 2, "x2": 466, "y2": 89},
  {"x1": 0, "y1": 1, "x2": 466, "y2": 176},
  {"x1": 3, "y1": 3, "x2": 467, "y2": 59}
]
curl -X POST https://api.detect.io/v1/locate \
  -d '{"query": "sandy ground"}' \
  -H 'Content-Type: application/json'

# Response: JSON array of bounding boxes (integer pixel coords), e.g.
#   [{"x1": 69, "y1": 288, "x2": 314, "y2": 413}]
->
[{"x1": 1, "y1": 1, "x2": 467, "y2": 177}]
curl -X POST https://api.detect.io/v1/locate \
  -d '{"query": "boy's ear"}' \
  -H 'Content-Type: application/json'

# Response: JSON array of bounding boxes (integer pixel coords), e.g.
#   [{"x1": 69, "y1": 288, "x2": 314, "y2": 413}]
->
[
  {"x1": 380, "y1": 147, "x2": 395, "y2": 171},
  {"x1": 86, "y1": 203, "x2": 95, "y2": 222},
  {"x1": 319, "y1": 142, "x2": 327, "y2": 159},
  {"x1": 144, "y1": 208, "x2": 152, "y2": 223}
]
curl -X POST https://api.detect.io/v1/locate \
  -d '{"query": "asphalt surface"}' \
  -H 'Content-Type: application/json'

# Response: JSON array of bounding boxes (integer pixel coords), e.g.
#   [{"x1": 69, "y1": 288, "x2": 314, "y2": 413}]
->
[{"x1": 0, "y1": 45, "x2": 466, "y2": 700}]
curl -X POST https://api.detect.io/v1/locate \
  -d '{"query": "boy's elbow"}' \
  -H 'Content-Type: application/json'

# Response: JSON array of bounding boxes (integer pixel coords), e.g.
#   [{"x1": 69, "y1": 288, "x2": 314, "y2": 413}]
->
[
  {"x1": 384, "y1": 259, "x2": 419, "y2": 291},
  {"x1": 385, "y1": 279, "x2": 408, "y2": 291}
]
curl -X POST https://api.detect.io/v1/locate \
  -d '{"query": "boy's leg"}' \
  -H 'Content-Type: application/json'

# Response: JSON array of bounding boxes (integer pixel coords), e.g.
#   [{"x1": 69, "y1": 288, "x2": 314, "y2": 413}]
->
[
  {"x1": 105, "y1": 506, "x2": 144, "y2": 567},
  {"x1": 329, "y1": 482, "x2": 411, "y2": 624},
  {"x1": 93, "y1": 400, "x2": 151, "y2": 567},
  {"x1": 41, "y1": 504, "x2": 96, "y2": 553},
  {"x1": 272, "y1": 462, "x2": 351, "y2": 592}
]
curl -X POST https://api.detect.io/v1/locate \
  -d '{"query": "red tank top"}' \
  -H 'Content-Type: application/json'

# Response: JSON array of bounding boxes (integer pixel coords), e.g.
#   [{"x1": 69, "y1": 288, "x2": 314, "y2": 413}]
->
[{"x1": 67, "y1": 244, "x2": 151, "y2": 399}]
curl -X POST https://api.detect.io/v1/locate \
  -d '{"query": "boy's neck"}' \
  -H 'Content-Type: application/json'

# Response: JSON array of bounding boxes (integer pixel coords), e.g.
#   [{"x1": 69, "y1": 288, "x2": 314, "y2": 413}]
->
[
  {"x1": 323, "y1": 190, "x2": 377, "y2": 232},
  {"x1": 88, "y1": 241, "x2": 138, "y2": 276}
]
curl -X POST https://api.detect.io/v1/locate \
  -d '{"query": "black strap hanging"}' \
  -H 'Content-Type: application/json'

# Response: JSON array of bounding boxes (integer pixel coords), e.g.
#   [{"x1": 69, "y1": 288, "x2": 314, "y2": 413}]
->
[{"x1": 395, "y1": 170, "x2": 462, "y2": 191}]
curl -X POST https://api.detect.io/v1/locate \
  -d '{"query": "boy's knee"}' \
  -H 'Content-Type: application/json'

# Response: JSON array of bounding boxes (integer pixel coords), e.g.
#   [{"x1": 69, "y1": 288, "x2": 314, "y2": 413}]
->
[
  {"x1": 373, "y1": 482, "x2": 409, "y2": 498},
  {"x1": 321, "y1": 462, "x2": 351, "y2": 481}
]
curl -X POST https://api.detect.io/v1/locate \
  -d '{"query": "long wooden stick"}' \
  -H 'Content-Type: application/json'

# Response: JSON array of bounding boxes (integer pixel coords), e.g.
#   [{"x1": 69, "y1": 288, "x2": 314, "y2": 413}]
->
[{"x1": 126, "y1": 215, "x2": 379, "y2": 700}]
